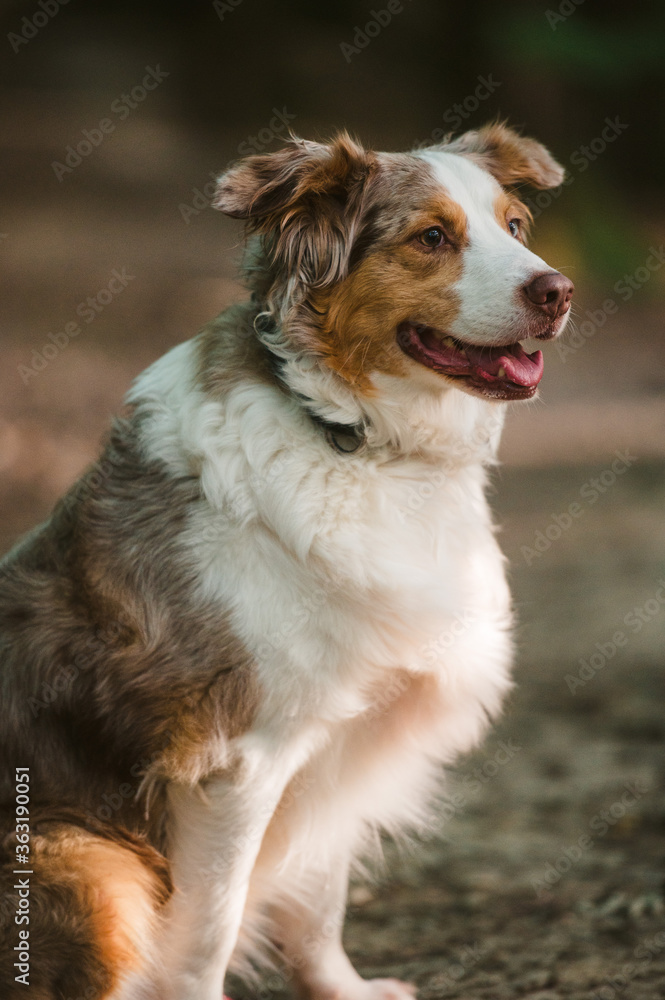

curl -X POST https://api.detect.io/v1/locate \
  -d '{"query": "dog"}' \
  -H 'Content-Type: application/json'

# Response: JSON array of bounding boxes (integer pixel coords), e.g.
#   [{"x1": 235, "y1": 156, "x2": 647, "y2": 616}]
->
[{"x1": 0, "y1": 123, "x2": 572, "y2": 1000}]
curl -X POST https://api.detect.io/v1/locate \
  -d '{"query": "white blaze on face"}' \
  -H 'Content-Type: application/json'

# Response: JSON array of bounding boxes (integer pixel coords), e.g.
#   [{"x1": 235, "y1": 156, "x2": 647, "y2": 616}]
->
[{"x1": 418, "y1": 151, "x2": 551, "y2": 345}]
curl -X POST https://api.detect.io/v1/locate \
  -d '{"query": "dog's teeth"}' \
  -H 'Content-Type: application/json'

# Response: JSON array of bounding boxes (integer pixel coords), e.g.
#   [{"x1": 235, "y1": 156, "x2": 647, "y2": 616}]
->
[
  {"x1": 497, "y1": 366, "x2": 506, "y2": 378},
  {"x1": 442, "y1": 336, "x2": 456, "y2": 349}
]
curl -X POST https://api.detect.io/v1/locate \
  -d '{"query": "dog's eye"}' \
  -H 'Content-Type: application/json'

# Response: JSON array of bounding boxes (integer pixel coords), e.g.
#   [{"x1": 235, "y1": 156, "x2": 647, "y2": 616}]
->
[
  {"x1": 418, "y1": 227, "x2": 446, "y2": 248},
  {"x1": 508, "y1": 219, "x2": 521, "y2": 238}
]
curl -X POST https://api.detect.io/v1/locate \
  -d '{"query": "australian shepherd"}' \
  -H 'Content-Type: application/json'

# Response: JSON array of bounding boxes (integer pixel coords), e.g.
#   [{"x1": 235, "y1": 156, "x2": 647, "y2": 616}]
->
[{"x1": 0, "y1": 123, "x2": 573, "y2": 1000}]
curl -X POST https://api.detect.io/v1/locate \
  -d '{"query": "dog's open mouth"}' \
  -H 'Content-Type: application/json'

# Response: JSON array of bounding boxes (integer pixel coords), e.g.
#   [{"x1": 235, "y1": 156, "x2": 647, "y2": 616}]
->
[{"x1": 397, "y1": 321, "x2": 544, "y2": 401}]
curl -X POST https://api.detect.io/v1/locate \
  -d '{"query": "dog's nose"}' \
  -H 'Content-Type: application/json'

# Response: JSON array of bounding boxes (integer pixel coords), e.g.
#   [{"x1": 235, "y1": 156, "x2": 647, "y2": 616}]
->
[{"x1": 522, "y1": 271, "x2": 574, "y2": 318}]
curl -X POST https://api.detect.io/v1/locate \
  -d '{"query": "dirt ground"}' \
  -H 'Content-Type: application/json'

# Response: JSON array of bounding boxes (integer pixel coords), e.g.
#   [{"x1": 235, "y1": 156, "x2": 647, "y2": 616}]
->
[{"x1": 1, "y1": 92, "x2": 664, "y2": 1000}]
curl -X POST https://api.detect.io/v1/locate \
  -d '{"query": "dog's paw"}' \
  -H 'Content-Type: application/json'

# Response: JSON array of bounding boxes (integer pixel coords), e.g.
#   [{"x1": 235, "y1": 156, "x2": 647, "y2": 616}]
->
[
  {"x1": 307, "y1": 977, "x2": 416, "y2": 1000},
  {"x1": 363, "y1": 978, "x2": 417, "y2": 1000}
]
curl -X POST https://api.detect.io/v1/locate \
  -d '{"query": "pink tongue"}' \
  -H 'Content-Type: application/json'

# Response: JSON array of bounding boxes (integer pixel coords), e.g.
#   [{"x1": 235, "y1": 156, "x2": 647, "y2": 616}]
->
[
  {"x1": 463, "y1": 341, "x2": 543, "y2": 387},
  {"x1": 418, "y1": 329, "x2": 543, "y2": 388}
]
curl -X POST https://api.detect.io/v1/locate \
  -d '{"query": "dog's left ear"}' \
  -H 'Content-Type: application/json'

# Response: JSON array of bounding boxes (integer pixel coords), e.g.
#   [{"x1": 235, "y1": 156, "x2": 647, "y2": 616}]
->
[
  {"x1": 444, "y1": 121, "x2": 565, "y2": 190},
  {"x1": 213, "y1": 132, "x2": 374, "y2": 287}
]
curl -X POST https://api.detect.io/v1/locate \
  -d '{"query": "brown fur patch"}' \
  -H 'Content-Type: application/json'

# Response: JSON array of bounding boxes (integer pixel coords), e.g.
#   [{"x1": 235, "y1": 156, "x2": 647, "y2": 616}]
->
[
  {"x1": 493, "y1": 189, "x2": 533, "y2": 242},
  {"x1": 214, "y1": 132, "x2": 372, "y2": 223},
  {"x1": 214, "y1": 133, "x2": 376, "y2": 293},
  {"x1": 0, "y1": 335, "x2": 265, "y2": 994},
  {"x1": 0, "y1": 416, "x2": 259, "y2": 850},
  {"x1": 443, "y1": 121, "x2": 565, "y2": 190},
  {"x1": 197, "y1": 303, "x2": 280, "y2": 398},
  {"x1": 308, "y1": 164, "x2": 468, "y2": 391},
  {"x1": 320, "y1": 250, "x2": 464, "y2": 391},
  {"x1": 0, "y1": 816, "x2": 170, "y2": 998}
]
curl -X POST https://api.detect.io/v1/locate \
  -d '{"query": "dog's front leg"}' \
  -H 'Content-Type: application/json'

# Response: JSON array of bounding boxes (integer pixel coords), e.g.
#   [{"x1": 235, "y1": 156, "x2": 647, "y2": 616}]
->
[
  {"x1": 275, "y1": 857, "x2": 415, "y2": 1000},
  {"x1": 152, "y1": 741, "x2": 306, "y2": 1000}
]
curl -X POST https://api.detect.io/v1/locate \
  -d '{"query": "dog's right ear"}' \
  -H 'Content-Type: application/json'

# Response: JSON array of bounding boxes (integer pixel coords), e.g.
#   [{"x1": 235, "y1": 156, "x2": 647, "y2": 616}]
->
[
  {"x1": 213, "y1": 138, "x2": 323, "y2": 221},
  {"x1": 213, "y1": 133, "x2": 372, "y2": 223},
  {"x1": 213, "y1": 133, "x2": 374, "y2": 288}
]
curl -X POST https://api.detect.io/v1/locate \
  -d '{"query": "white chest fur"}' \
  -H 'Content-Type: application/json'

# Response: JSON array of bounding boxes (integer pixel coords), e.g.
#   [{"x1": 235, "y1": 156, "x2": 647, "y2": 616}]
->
[{"x1": 131, "y1": 337, "x2": 513, "y2": 744}]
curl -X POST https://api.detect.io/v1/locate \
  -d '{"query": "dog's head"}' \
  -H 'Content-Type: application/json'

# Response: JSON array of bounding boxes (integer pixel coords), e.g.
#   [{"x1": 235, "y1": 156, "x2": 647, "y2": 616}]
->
[{"x1": 214, "y1": 124, "x2": 572, "y2": 406}]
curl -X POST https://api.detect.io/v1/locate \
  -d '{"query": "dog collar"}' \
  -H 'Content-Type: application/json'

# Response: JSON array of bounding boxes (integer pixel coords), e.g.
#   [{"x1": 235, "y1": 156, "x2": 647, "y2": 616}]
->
[{"x1": 263, "y1": 341, "x2": 367, "y2": 455}]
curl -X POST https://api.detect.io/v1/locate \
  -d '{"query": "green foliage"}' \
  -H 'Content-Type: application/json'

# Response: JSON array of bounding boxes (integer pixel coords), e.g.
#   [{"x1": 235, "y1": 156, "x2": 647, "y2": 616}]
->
[{"x1": 488, "y1": 9, "x2": 665, "y2": 84}]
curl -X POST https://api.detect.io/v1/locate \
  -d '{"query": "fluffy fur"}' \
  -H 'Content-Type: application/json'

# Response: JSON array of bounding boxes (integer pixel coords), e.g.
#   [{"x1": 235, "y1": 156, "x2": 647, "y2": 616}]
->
[{"x1": 0, "y1": 123, "x2": 572, "y2": 1000}]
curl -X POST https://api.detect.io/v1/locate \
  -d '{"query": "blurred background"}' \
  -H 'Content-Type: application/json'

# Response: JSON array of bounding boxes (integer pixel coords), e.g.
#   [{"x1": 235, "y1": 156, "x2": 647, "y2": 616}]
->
[{"x1": 1, "y1": 1, "x2": 664, "y2": 996}]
